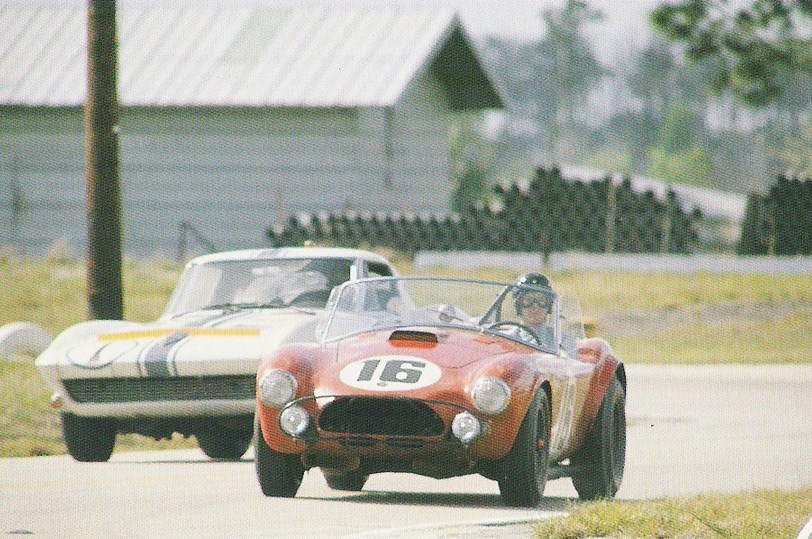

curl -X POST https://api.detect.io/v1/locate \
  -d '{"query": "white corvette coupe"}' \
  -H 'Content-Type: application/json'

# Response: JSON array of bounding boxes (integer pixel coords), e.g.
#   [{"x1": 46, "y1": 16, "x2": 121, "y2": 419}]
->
[{"x1": 36, "y1": 247, "x2": 397, "y2": 462}]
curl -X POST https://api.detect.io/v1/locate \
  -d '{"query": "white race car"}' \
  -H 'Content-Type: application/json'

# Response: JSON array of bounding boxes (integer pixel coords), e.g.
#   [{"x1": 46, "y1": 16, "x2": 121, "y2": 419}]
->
[{"x1": 36, "y1": 247, "x2": 397, "y2": 462}]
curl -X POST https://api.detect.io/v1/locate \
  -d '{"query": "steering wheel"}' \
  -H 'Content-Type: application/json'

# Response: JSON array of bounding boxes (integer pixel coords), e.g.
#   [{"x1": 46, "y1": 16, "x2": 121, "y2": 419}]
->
[{"x1": 485, "y1": 321, "x2": 541, "y2": 345}]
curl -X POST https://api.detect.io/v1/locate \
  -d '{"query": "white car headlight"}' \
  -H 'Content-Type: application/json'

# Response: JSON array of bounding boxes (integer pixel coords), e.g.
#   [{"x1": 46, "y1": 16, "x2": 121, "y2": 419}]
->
[
  {"x1": 471, "y1": 377, "x2": 511, "y2": 415},
  {"x1": 279, "y1": 405, "x2": 310, "y2": 438},
  {"x1": 451, "y1": 411, "x2": 482, "y2": 444},
  {"x1": 258, "y1": 369, "x2": 298, "y2": 408}
]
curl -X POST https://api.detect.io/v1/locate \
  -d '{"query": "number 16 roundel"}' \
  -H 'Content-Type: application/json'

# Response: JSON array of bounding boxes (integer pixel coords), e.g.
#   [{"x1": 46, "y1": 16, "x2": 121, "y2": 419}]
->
[{"x1": 340, "y1": 356, "x2": 442, "y2": 391}]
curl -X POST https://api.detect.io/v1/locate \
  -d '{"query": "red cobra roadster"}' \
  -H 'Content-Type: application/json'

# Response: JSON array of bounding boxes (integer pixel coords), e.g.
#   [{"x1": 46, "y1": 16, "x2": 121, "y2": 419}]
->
[{"x1": 254, "y1": 277, "x2": 626, "y2": 506}]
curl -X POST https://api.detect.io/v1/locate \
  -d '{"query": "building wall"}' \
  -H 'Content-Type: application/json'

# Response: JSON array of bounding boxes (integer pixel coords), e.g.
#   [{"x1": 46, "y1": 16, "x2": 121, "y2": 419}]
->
[
  {"x1": 0, "y1": 75, "x2": 453, "y2": 258},
  {"x1": 0, "y1": 107, "x2": 85, "y2": 255}
]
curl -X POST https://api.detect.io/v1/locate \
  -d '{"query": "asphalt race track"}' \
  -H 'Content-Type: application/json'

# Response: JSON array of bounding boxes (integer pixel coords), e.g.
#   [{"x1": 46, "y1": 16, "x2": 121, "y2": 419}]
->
[{"x1": 2, "y1": 365, "x2": 810, "y2": 539}]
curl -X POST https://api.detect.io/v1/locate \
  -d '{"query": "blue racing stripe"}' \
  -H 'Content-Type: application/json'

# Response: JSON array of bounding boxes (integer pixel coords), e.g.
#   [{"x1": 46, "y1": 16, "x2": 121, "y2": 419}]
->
[{"x1": 142, "y1": 332, "x2": 187, "y2": 378}]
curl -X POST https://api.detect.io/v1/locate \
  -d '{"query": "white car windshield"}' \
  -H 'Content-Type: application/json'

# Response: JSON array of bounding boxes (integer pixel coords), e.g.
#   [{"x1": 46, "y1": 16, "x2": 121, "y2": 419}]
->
[
  {"x1": 163, "y1": 258, "x2": 354, "y2": 317},
  {"x1": 321, "y1": 277, "x2": 583, "y2": 354}
]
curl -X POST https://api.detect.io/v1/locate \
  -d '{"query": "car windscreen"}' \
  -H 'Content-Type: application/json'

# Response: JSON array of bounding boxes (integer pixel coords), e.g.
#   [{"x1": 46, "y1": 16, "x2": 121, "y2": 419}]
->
[
  {"x1": 321, "y1": 277, "x2": 562, "y2": 353},
  {"x1": 163, "y1": 258, "x2": 353, "y2": 316}
]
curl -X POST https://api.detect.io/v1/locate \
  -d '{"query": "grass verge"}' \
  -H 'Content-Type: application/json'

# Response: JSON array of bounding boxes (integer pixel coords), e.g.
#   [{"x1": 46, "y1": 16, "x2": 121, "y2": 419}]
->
[
  {"x1": 612, "y1": 312, "x2": 812, "y2": 364},
  {"x1": 533, "y1": 489, "x2": 812, "y2": 539}
]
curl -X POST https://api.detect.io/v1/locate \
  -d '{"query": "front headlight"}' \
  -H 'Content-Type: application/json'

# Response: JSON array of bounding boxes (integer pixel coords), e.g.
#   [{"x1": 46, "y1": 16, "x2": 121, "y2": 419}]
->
[
  {"x1": 279, "y1": 405, "x2": 310, "y2": 438},
  {"x1": 258, "y1": 369, "x2": 298, "y2": 408},
  {"x1": 451, "y1": 411, "x2": 482, "y2": 444},
  {"x1": 471, "y1": 377, "x2": 511, "y2": 415}
]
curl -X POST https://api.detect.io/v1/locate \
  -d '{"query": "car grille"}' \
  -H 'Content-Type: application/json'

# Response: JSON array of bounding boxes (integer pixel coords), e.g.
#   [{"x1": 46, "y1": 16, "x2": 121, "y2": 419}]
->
[
  {"x1": 318, "y1": 397, "x2": 445, "y2": 437},
  {"x1": 63, "y1": 375, "x2": 255, "y2": 403}
]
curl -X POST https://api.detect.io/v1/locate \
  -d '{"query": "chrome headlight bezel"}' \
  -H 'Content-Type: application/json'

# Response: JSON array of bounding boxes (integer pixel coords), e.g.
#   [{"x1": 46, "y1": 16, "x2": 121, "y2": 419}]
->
[
  {"x1": 451, "y1": 410, "x2": 482, "y2": 444},
  {"x1": 279, "y1": 404, "x2": 310, "y2": 438},
  {"x1": 258, "y1": 369, "x2": 298, "y2": 408},
  {"x1": 471, "y1": 376, "x2": 511, "y2": 415}
]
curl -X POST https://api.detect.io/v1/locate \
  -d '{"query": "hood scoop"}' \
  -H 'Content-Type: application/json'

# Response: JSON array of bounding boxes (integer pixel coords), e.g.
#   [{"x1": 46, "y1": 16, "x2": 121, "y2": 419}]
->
[{"x1": 388, "y1": 330, "x2": 438, "y2": 347}]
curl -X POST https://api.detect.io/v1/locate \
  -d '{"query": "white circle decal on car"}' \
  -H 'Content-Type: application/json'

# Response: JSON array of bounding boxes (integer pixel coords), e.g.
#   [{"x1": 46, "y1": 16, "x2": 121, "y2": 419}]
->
[{"x1": 340, "y1": 356, "x2": 442, "y2": 391}]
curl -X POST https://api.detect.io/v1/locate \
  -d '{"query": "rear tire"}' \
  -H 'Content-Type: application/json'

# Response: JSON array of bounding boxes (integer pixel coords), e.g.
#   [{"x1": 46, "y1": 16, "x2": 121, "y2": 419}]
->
[
  {"x1": 571, "y1": 376, "x2": 626, "y2": 500},
  {"x1": 255, "y1": 418, "x2": 304, "y2": 497},
  {"x1": 496, "y1": 388, "x2": 550, "y2": 507},
  {"x1": 323, "y1": 469, "x2": 368, "y2": 491},
  {"x1": 60, "y1": 412, "x2": 116, "y2": 462},
  {"x1": 195, "y1": 420, "x2": 252, "y2": 460}
]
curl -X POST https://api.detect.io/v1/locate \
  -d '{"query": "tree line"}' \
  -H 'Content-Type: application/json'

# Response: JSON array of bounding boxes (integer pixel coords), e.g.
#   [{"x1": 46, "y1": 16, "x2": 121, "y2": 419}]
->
[{"x1": 451, "y1": 0, "x2": 812, "y2": 209}]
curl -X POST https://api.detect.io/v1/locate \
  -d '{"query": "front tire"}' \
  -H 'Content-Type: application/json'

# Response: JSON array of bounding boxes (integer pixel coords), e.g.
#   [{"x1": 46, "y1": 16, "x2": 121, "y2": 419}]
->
[
  {"x1": 323, "y1": 469, "x2": 368, "y2": 491},
  {"x1": 255, "y1": 418, "x2": 304, "y2": 497},
  {"x1": 571, "y1": 376, "x2": 626, "y2": 500},
  {"x1": 60, "y1": 412, "x2": 116, "y2": 462},
  {"x1": 496, "y1": 388, "x2": 550, "y2": 507},
  {"x1": 195, "y1": 420, "x2": 252, "y2": 460}
]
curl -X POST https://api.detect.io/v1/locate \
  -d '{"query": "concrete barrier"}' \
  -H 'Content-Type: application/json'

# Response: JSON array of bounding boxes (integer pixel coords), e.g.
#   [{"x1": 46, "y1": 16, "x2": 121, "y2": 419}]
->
[
  {"x1": 0, "y1": 322, "x2": 52, "y2": 359},
  {"x1": 414, "y1": 251, "x2": 812, "y2": 275}
]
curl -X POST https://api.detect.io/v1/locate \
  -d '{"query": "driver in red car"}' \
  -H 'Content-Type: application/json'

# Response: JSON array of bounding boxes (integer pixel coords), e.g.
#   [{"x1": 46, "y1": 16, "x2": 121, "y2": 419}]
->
[
  {"x1": 512, "y1": 273, "x2": 556, "y2": 347},
  {"x1": 513, "y1": 272, "x2": 581, "y2": 356}
]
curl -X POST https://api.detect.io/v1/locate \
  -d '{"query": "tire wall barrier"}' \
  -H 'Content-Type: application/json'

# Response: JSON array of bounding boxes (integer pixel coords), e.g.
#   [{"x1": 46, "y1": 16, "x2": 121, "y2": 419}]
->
[
  {"x1": 738, "y1": 175, "x2": 812, "y2": 256},
  {"x1": 266, "y1": 167, "x2": 701, "y2": 255}
]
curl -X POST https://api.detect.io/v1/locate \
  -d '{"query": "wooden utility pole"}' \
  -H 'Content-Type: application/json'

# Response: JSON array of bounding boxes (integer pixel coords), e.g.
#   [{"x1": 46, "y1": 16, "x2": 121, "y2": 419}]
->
[{"x1": 85, "y1": 0, "x2": 123, "y2": 320}]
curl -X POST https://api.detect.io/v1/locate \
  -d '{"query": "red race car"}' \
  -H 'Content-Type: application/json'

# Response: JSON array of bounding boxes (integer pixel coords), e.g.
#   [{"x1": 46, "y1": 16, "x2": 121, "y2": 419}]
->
[{"x1": 255, "y1": 276, "x2": 626, "y2": 506}]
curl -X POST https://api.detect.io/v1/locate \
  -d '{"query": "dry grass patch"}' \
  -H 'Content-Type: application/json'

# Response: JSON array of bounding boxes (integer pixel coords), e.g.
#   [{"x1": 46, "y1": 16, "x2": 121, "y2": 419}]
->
[
  {"x1": 611, "y1": 311, "x2": 812, "y2": 364},
  {"x1": 533, "y1": 489, "x2": 812, "y2": 539}
]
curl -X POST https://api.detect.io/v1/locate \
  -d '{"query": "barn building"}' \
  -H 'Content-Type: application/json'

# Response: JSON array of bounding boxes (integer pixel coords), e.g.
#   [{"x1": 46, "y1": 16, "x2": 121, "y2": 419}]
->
[{"x1": 0, "y1": 5, "x2": 502, "y2": 257}]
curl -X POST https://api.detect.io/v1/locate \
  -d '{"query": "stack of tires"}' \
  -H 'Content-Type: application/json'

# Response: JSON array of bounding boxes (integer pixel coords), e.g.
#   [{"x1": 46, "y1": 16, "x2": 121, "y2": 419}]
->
[
  {"x1": 739, "y1": 176, "x2": 812, "y2": 256},
  {"x1": 266, "y1": 167, "x2": 700, "y2": 255}
]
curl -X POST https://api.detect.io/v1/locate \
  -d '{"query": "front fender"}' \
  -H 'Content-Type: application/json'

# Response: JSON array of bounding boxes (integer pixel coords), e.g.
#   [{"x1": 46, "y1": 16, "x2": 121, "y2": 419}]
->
[
  {"x1": 467, "y1": 354, "x2": 547, "y2": 461},
  {"x1": 256, "y1": 342, "x2": 324, "y2": 454},
  {"x1": 570, "y1": 351, "x2": 622, "y2": 451},
  {"x1": 36, "y1": 320, "x2": 141, "y2": 365}
]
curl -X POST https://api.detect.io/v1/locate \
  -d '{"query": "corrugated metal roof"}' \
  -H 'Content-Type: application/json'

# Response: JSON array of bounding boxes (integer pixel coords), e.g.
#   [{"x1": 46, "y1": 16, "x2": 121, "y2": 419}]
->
[{"x1": 0, "y1": 5, "x2": 501, "y2": 108}]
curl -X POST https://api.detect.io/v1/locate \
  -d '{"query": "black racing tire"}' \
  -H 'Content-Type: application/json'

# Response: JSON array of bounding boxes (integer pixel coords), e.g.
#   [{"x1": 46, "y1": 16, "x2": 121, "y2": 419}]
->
[
  {"x1": 195, "y1": 420, "x2": 253, "y2": 460},
  {"x1": 496, "y1": 388, "x2": 550, "y2": 507},
  {"x1": 571, "y1": 376, "x2": 626, "y2": 500},
  {"x1": 255, "y1": 418, "x2": 305, "y2": 497},
  {"x1": 60, "y1": 412, "x2": 116, "y2": 462},
  {"x1": 322, "y1": 469, "x2": 368, "y2": 491}
]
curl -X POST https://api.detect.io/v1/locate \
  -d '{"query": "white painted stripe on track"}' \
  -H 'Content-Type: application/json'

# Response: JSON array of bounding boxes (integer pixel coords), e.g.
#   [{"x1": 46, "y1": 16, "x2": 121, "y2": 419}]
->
[{"x1": 338, "y1": 515, "x2": 564, "y2": 539}]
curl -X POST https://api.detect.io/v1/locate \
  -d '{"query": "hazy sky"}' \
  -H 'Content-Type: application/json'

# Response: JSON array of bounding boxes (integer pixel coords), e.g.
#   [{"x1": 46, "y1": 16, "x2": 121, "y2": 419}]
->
[{"x1": 450, "y1": 0, "x2": 666, "y2": 65}]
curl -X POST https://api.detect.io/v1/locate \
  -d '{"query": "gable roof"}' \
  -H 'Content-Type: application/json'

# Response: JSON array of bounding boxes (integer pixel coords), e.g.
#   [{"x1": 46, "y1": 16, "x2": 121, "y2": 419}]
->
[{"x1": 0, "y1": 5, "x2": 502, "y2": 110}]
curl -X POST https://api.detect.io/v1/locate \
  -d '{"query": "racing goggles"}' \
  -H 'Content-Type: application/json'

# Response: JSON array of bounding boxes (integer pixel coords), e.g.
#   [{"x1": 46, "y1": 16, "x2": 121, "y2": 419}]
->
[{"x1": 518, "y1": 296, "x2": 551, "y2": 311}]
